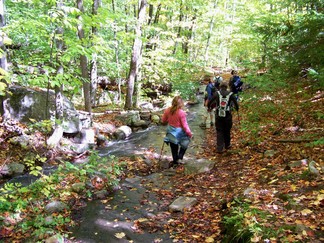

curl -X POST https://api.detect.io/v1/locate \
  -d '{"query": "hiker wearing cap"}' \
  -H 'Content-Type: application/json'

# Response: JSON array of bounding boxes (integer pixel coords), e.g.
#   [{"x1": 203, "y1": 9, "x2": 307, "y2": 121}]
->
[
  {"x1": 208, "y1": 82, "x2": 239, "y2": 153},
  {"x1": 162, "y1": 96, "x2": 193, "y2": 167}
]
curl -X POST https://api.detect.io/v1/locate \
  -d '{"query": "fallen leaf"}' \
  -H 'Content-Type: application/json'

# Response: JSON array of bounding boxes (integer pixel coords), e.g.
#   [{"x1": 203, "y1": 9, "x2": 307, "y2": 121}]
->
[
  {"x1": 205, "y1": 236, "x2": 214, "y2": 242},
  {"x1": 301, "y1": 209, "x2": 313, "y2": 216},
  {"x1": 115, "y1": 232, "x2": 126, "y2": 239}
]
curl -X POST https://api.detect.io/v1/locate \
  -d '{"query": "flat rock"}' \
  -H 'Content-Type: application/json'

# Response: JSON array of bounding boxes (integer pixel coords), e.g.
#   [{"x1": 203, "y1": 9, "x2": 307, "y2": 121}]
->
[{"x1": 169, "y1": 196, "x2": 198, "y2": 212}]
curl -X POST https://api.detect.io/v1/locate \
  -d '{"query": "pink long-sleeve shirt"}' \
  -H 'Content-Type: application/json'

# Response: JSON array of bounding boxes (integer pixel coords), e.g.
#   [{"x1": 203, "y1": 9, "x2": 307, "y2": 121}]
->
[{"x1": 162, "y1": 108, "x2": 192, "y2": 138}]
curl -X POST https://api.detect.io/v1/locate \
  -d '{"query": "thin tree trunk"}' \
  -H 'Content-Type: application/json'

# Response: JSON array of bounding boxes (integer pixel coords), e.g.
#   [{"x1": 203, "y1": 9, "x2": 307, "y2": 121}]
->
[
  {"x1": 47, "y1": 2, "x2": 64, "y2": 147},
  {"x1": 173, "y1": 0, "x2": 183, "y2": 55},
  {"x1": 0, "y1": 0, "x2": 7, "y2": 114},
  {"x1": 77, "y1": 0, "x2": 91, "y2": 113},
  {"x1": 90, "y1": 0, "x2": 100, "y2": 108},
  {"x1": 146, "y1": 3, "x2": 161, "y2": 50},
  {"x1": 184, "y1": 14, "x2": 196, "y2": 57},
  {"x1": 112, "y1": 0, "x2": 122, "y2": 103},
  {"x1": 125, "y1": 0, "x2": 147, "y2": 109},
  {"x1": 204, "y1": 0, "x2": 218, "y2": 65}
]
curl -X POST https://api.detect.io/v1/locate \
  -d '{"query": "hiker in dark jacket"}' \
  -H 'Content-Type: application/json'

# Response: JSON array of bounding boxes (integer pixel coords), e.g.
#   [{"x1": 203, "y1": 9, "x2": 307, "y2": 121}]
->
[
  {"x1": 229, "y1": 70, "x2": 243, "y2": 100},
  {"x1": 208, "y1": 82, "x2": 239, "y2": 153}
]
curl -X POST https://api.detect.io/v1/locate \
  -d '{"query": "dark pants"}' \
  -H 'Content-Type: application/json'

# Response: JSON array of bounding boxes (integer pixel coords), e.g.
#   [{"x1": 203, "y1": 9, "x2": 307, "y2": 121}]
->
[
  {"x1": 170, "y1": 142, "x2": 187, "y2": 163},
  {"x1": 215, "y1": 115, "x2": 233, "y2": 152}
]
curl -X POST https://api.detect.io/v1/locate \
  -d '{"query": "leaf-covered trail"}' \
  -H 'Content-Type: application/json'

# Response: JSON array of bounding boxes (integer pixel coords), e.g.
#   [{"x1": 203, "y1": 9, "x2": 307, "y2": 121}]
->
[{"x1": 136, "y1": 82, "x2": 323, "y2": 242}]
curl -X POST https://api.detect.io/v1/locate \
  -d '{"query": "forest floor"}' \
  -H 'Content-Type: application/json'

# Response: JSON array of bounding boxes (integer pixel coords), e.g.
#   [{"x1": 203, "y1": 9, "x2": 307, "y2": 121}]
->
[
  {"x1": 126, "y1": 77, "x2": 324, "y2": 242},
  {"x1": 0, "y1": 75, "x2": 323, "y2": 242}
]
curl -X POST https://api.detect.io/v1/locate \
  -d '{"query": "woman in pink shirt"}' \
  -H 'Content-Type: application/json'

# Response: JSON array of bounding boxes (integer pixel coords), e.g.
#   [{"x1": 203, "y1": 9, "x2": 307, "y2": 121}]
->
[{"x1": 162, "y1": 96, "x2": 192, "y2": 167}]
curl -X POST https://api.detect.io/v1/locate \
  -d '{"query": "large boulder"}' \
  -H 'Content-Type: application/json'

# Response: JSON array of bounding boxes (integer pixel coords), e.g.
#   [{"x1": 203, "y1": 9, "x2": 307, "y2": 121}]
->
[
  {"x1": 1, "y1": 85, "x2": 81, "y2": 134},
  {"x1": 113, "y1": 125, "x2": 132, "y2": 140}
]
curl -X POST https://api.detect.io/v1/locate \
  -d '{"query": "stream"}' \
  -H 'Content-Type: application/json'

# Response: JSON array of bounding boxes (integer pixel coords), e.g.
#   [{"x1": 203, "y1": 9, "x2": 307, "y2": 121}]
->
[{"x1": 70, "y1": 91, "x2": 211, "y2": 243}]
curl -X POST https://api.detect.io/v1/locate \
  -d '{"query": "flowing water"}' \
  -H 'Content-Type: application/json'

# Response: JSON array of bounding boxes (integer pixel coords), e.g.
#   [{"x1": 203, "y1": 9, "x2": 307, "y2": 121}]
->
[{"x1": 70, "y1": 91, "x2": 211, "y2": 243}]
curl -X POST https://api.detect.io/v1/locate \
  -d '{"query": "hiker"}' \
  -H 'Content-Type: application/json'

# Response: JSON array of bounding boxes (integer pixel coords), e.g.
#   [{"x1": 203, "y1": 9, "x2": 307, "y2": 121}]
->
[
  {"x1": 162, "y1": 96, "x2": 193, "y2": 167},
  {"x1": 229, "y1": 70, "x2": 243, "y2": 100},
  {"x1": 208, "y1": 82, "x2": 239, "y2": 153},
  {"x1": 202, "y1": 79, "x2": 216, "y2": 127},
  {"x1": 214, "y1": 74, "x2": 223, "y2": 91}
]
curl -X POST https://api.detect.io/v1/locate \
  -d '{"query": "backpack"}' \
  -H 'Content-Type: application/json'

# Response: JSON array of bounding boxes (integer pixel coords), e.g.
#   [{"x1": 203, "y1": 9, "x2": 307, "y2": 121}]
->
[
  {"x1": 217, "y1": 91, "x2": 232, "y2": 117},
  {"x1": 214, "y1": 76, "x2": 221, "y2": 89},
  {"x1": 207, "y1": 83, "x2": 216, "y2": 95},
  {"x1": 232, "y1": 76, "x2": 243, "y2": 92},
  {"x1": 211, "y1": 85, "x2": 216, "y2": 95}
]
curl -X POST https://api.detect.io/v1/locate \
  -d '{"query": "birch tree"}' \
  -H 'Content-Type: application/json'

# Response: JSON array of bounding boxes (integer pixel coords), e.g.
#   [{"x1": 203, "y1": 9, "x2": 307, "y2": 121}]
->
[{"x1": 124, "y1": 0, "x2": 147, "y2": 109}]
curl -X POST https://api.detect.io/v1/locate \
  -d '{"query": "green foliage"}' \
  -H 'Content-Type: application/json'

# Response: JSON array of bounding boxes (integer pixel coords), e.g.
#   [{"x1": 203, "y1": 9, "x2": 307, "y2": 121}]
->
[
  {"x1": 28, "y1": 119, "x2": 53, "y2": 135},
  {"x1": 306, "y1": 137, "x2": 324, "y2": 147},
  {"x1": 222, "y1": 198, "x2": 273, "y2": 243},
  {"x1": 241, "y1": 0, "x2": 324, "y2": 79},
  {"x1": 244, "y1": 73, "x2": 286, "y2": 93},
  {"x1": 0, "y1": 150, "x2": 125, "y2": 240},
  {"x1": 23, "y1": 154, "x2": 47, "y2": 177}
]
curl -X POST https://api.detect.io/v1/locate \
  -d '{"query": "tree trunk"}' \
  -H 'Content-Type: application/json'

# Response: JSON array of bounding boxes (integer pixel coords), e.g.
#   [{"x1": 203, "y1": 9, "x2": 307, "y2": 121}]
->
[
  {"x1": 124, "y1": 0, "x2": 147, "y2": 109},
  {"x1": 47, "y1": 2, "x2": 64, "y2": 148},
  {"x1": 204, "y1": 0, "x2": 218, "y2": 65},
  {"x1": 145, "y1": 3, "x2": 161, "y2": 50},
  {"x1": 77, "y1": 0, "x2": 91, "y2": 113},
  {"x1": 112, "y1": 0, "x2": 122, "y2": 103},
  {"x1": 173, "y1": 0, "x2": 183, "y2": 55},
  {"x1": 90, "y1": 0, "x2": 100, "y2": 108},
  {"x1": 0, "y1": 0, "x2": 7, "y2": 114}
]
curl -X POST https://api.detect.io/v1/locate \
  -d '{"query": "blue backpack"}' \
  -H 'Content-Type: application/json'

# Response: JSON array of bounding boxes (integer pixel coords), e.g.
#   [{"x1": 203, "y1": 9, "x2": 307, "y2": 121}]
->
[{"x1": 232, "y1": 76, "x2": 243, "y2": 92}]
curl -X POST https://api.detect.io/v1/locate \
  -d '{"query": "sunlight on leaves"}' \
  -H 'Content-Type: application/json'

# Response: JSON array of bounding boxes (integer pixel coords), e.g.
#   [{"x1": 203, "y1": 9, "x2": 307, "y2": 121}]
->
[
  {"x1": 301, "y1": 209, "x2": 313, "y2": 216},
  {"x1": 115, "y1": 232, "x2": 126, "y2": 239}
]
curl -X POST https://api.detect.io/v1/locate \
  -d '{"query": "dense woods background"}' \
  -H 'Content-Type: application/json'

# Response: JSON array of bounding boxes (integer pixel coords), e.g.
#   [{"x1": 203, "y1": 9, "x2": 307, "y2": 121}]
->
[{"x1": 0, "y1": 0, "x2": 323, "y2": 110}]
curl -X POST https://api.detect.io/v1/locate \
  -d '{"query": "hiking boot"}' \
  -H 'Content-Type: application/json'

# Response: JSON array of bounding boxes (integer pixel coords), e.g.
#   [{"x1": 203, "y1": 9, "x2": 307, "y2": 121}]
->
[
  {"x1": 225, "y1": 145, "x2": 232, "y2": 150},
  {"x1": 178, "y1": 159, "x2": 185, "y2": 164},
  {"x1": 210, "y1": 122, "x2": 214, "y2": 126},
  {"x1": 216, "y1": 149, "x2": 224, "y2": 154}
]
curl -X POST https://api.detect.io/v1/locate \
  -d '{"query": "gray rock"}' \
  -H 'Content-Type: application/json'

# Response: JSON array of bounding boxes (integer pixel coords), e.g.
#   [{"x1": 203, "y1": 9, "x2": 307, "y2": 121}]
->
[
  {"x1": 8, "y1": 162, "x2": 25, "y2": 175},
  {"x1": 71, "y1": 182, "x2": 86, "y2": 193},
  {"x1": 45, "y1": 234, "x2": 64, "y2": 243},
  {"x1": 79, "y1": 128, "x2": 95, "y2": 144},
  {"x1": 2, "y1": 85, "x2": 81, "y2": 134},
  {"x1": 9, "y1": 134, "x2": 31, "y2": 148},
  {"x1": 264, "y1": 150, "x2": 276, "y2": 158},
  {"x1": 184, "y1": 158, "x2": 215, "y2": 175},
  {"x1": 0, "y1": 165, "x2": 10, "y2": 176},
  {"x1": 132, "y1": 120, "x2": 149, "y2": 128},
  {"x1": 44, "y1": 201, "x2": 68, "y2": 214},
  {"x1": 139, "y1": 102, "x2": 154, "y2": 110},
  {"x1": 309, "y1": 161, "x2": 320, "y2": 175},
  {"x1": 113, "y1": 125, "x2": 132, "y2": 140},
  {"x1": 94, "y1": 189, "x2": 109, "y2": 199},
  {"x1": 169, "y1": 196, "x2": 198, "y2": 212},
  {"x1": 115, "y1": 111, "x2": 140, "y2": 126},
  {"x1": 69, "y1": 143, "x2": 90, "y2": 154}
]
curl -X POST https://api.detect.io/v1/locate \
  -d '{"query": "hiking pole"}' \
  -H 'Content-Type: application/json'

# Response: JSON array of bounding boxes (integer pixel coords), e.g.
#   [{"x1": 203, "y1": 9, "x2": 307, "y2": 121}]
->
[{"x1": 158, "y1": 141, "x2": 165, "y2": 163}]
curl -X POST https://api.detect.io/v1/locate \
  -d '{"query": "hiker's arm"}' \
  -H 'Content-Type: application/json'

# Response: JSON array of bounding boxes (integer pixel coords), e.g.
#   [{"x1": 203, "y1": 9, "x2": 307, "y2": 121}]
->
[
  {"x1": 179, "y1": 110, "x2": 192, "y2": 138},
  {"x1": 161, "y1": 109, "x2": 169, "y2": 125}
]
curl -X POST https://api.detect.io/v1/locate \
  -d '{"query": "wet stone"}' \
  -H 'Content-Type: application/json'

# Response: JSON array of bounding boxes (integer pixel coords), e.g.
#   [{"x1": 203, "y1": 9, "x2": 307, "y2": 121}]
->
[
  {"x1": 184, "y1": 158, "x2": 215, "y2": 175},
  {"x1": 169, "y1": 196, "x2": 198, "y2": 212}
]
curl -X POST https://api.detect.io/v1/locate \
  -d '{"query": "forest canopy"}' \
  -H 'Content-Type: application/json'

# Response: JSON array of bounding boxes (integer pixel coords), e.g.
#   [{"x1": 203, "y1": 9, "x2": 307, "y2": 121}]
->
[{"x1": 0, "y1": 0, "x2": 323, "y2": 107}]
